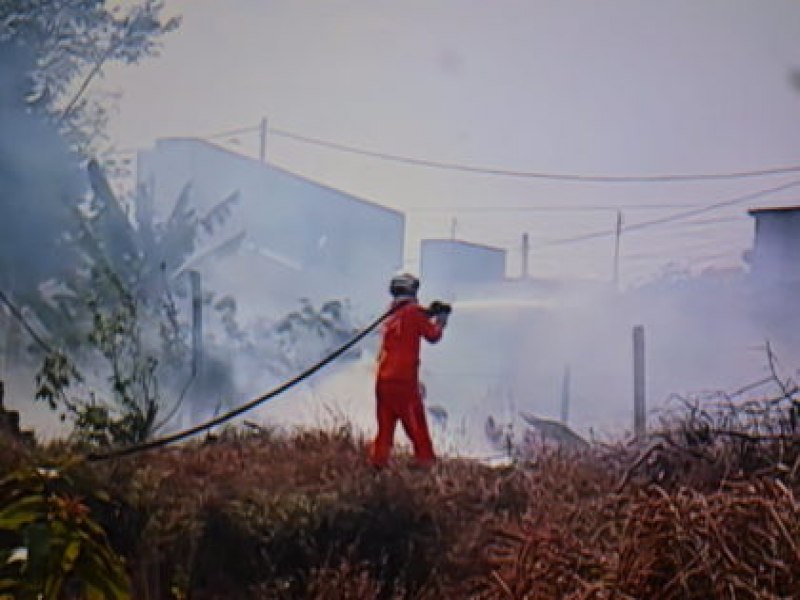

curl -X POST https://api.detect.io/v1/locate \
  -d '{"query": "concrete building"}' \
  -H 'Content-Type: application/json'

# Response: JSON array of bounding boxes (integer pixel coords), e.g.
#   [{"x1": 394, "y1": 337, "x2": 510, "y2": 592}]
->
[
  {"x1": 747, "y1": 206, "x2": 800, "y2": 285},
  {"x1": 136, "y1": 138, "x2": 405, "y2": 316},
  {"x1": 419, "y1": 238, "x2": 506, "y2": 299}
]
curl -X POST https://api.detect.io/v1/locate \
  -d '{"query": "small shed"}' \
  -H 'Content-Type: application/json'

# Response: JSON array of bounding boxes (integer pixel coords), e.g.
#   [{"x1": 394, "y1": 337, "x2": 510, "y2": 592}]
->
[
  {"x1": 420, "y1": 239, "x2": 507, "y2": 284},
  {"x1": 747, "y1": 206, "x2": 800, "y2": 283}
]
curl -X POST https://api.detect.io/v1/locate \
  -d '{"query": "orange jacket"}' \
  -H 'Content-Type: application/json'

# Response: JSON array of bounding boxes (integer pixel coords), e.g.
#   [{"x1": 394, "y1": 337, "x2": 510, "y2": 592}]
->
[{"x1": 377, "y1": 300, "x2": 443, "y2": 382}]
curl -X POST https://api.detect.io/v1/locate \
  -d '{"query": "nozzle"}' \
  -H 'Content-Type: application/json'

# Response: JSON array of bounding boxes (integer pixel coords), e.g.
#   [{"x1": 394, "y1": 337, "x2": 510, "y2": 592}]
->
[{"x1": 426, "y1": 300, "x2": 452, "y2": 317}]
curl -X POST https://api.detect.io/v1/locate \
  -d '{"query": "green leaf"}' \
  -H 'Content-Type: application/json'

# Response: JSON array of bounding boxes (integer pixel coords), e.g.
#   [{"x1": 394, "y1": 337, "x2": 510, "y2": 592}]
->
[
  {"x1": 79, "y1": 551, "x2": 130, "y2": 600},
  {"x1": 24, "y1": 522, "x2": 52, "y2": 579},
  {"x1": 0, "y1": 470, "x2": 43, "y2": 491},
  {"x1": 0, "y1": 496, "x2": 48, "y2": 530},
  {"x1": 61, "y1": 538, "x2": 81, "y2": 572},
  {"x1": 44, "y1": 572, "x2": 66, "y2": 600}
]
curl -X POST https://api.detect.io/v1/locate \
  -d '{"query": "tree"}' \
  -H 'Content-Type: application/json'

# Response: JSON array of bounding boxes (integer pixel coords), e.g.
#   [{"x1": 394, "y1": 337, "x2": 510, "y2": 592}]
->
[
  {"x1": 1, "y1": 0, "x2": 180, "y2": 151},
  {"x1": 0, "y1": 2, "x2": 180, "y2": 445},
  {"x1": 0, "y1": 40, "x2": 82, "y2": 302},
  {"x1": 0, "y1": 1, "x2": 178, "y2": 302},
  {"x1": 29, "y1": 157, "x2": 253, "y2": 446}
]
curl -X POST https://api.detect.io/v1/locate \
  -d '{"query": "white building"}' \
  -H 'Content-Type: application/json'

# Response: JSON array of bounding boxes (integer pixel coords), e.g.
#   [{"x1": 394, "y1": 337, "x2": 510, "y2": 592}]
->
[{"x1": 137, "y1": 138, "x2": 405, "y2": 317}]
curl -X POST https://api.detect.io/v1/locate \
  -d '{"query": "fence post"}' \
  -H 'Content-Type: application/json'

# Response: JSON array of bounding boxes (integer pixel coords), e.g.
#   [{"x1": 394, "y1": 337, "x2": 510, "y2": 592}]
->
[
  {"x1": 560, "y1": 364, "x2": 571, "y2": 424},
  {"x1": 633, "y1": 325, "x2": 646, "y2": 439}
]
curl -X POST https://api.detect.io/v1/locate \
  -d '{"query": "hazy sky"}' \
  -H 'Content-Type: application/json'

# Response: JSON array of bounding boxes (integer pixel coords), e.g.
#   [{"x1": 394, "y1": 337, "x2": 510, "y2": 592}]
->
[{"x1": 102, "y1": 0, "x2": 800, "y2": 285}]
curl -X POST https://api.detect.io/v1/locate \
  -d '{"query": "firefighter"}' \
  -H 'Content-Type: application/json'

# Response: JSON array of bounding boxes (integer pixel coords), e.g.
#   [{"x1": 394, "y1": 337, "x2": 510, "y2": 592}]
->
[{"x1": 368, "y1": 273, "x2": 450, "y2": 469}]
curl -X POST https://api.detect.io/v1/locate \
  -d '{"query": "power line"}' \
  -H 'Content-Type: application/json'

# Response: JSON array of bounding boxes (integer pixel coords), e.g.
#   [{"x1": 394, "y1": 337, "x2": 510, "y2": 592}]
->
[
  {"x1": 656, "y1": 216, "x2": 744, "y2": 229},
  {"x1": 624, "y1": 179, "x2": 800, "y2": 232},
  {"x1": 103, "y1": 124, "x2": 262, "y2": 156},
  {"x1": 108, "y1": 120, "x2": 800, "y2": 184},
  {"x1": 539, "y1": 178, "x2": 800, "y2": 248},
  {"x1": 269, "y1": 126, "x2": 800, "y2": 183},
  {"x1": 522, "y1": 218, "x2": 745, "y2": 251},
  {"x1": 623, "y1": 239, "x2": 746, "y2": 260},
  {"x1": 205, "y1": 124, "x2": 261, "y2": 140}
]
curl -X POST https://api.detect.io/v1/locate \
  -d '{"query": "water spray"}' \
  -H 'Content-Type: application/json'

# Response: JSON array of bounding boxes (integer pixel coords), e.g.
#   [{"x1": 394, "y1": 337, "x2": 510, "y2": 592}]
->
[{"x1": 450, "y1": 298, "x2": 554, "y2": 312}]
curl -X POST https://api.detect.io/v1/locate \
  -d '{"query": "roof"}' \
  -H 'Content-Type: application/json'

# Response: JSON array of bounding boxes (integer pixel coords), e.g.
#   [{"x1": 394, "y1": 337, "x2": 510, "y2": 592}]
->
[
  {"x1": 422, "y1": 238, "x2": 506, "y2": 254},
  {"x1": 150, "y1": 137, "x2": 404, "y2": 218},
  {"x1": 748, "y1": 205, "x2": 800, "y2": 216}
]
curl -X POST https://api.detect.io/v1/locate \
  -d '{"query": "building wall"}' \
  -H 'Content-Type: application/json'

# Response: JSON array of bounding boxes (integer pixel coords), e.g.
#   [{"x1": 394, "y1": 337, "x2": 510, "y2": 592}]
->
[
  {"x1": 419, "y1": 239, "x2": 507, "y2": 300},
  {"x1": 420, "y1": 239, "x2": 506, "y2": 283},
  {"x1": 749, "y1": 209, "x2": 800, "y2": 283},
  {"x1": 137, "y1": 138, "x2": 405, "y2": 312}
]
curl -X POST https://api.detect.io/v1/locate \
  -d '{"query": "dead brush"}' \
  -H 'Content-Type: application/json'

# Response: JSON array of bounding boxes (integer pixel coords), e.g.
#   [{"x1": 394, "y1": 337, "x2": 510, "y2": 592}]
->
[
  {"x1": 100, "y1": 426, "x2": 496, "y2": 598},
  {"x1": 618, "y1": 380, "x2": 800, "y2": 493},
  {"x1": 8, "y1": 398, "x2": 800, "y2": 599},
  {"x1": 468, "y1": 450, "x2": 625, "y2": 599},
  {"x1": 616, "y1": 478, "x2": 800, "y2": 599}
]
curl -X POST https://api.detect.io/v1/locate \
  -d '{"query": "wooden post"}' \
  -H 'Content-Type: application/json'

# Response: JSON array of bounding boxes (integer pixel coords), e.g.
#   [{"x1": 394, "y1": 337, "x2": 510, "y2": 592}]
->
[
  {"x1": 189, "y1": 271, "x2": 203, "y2": 378},
  {"x1": 560, "y1": 364, "x2": 571, "y2": 424},
  {"x1": 259, "y1": 117, "x2": 268, "y2": 163},
  {"x1": 521, "y1": 233, "x2": 530, "y2": 279},
  {"x1": 633, "y1": 325, "x2": 646, "y2": 439},
  {"x1": 613, "y1": 210, "x2": 623, "y2": 290}
]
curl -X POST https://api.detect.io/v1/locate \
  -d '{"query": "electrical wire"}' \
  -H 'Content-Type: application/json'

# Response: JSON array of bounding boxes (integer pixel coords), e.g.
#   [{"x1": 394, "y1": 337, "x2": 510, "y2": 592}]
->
[
  {"x1": 205, "y1": 124, "x2": 261, "y2": 140},
  {"x1": 108, "y1": 120, "x2": 800, "y2": 184},
  {"x1": 538, "y1": 178, "x2": 800, "y2": 248},
  {"x1": 102, "y1": 121, "x2": 800, "y2": 272},
  {"x1": 269, "y1": 126, "x2": 800, "y2": 183},
  {"x1": 103, "y1": 125, "x2": 261, "y2": 156}
]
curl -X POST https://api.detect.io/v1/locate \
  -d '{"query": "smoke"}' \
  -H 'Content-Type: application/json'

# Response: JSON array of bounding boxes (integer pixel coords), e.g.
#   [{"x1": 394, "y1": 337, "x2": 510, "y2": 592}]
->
[
  {"x1": 262, "y1": 264, "x2": 800, "y2": 459},
  {"x1": 156, "y1": 243, "x2": 800, "y2": 460},
  {"x1": 5, "y1": 102, "x2": 798, "y2": 457},
  {"x1": 0, "y1": 42, "x2": 84, "y2": 294},
  {"x1": 414, "y1": 267, "x2": 800, "y2": 455},
  {"x1": 0, "y1": 41, "x2": 86, "y2": 436}
]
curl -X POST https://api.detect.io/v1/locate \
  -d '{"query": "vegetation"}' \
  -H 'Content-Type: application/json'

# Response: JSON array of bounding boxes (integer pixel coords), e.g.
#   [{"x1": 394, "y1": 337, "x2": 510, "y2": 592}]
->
[
  {"x1": 1, "y1": 378, "x2": 799, "y2": 599},
  {"x1": 0, "y1": 0, "x2": 178, "y2": 303},
  {"x1": 2, "y1": 4, "x2": 799, "y2": 598},
  {"x1": 1, "y1": 1, "x2": 190, "y2": 447},
  {"x1": 0, "y1": 460, "x2": 129, "y2": 599},
  {"x1": 1, "y1": 0, "x2": 179, "y2": 150}
]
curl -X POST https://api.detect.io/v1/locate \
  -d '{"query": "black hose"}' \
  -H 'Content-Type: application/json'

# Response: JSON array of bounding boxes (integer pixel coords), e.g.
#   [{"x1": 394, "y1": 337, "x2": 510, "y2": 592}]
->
[{"x1": 87, "y1": 304, "x2": 397, "y2": 461}]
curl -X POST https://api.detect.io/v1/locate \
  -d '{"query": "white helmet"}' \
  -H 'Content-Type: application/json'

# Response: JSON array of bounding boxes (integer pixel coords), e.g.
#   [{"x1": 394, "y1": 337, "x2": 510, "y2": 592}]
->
[{"x1": 389, "y1": 273, "x2": 420, "y2": 298}]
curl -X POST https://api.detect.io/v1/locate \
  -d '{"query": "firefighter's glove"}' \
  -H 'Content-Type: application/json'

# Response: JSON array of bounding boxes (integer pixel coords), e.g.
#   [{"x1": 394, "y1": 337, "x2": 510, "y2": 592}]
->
[{"x1": 427, "y1": 301, "x2": 452, "y2": 327}]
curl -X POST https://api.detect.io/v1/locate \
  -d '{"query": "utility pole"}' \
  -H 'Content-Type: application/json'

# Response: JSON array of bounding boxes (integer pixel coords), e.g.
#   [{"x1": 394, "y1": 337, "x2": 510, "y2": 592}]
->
[
  {"x1": 632, "y1": 325, "x2": 646, "y2": 440},
  {"x1": 259, "y1": 117, "x2": 268, "y2": 163},
  {"x1": 450, "y1": 217, "x2": 457, "y2": 240},
  {"x1": 613, "y1": 210, "x2": 623, "y2": 290},
  {"x1": 521, "y1": 233, "x2": 530, "y2": 279}
]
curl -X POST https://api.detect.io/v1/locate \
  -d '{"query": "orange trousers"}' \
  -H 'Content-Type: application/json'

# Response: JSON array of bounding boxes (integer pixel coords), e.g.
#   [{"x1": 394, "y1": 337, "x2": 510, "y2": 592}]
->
[{"x1": 368, "y1": 379, "x2": 435, "y2": 468}]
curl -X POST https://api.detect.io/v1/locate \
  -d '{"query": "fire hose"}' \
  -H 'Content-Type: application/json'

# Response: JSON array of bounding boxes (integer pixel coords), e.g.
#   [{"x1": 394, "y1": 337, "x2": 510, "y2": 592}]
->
[{"x1": 87, "y1": 300, "x2": 451, "y2": 461}]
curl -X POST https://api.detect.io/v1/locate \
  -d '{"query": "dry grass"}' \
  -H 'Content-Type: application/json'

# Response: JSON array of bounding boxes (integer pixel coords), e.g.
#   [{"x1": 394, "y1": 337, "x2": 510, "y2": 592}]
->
[{"x1": 3, "y1": 390, "x2": 800, "y2": 599}]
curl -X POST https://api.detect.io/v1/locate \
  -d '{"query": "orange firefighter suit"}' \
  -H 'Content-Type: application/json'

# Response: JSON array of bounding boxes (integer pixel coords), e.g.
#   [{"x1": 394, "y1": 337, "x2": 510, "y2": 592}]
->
[{"x1": 368, "y1": 299, "x2": 444, "y2": 468}]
